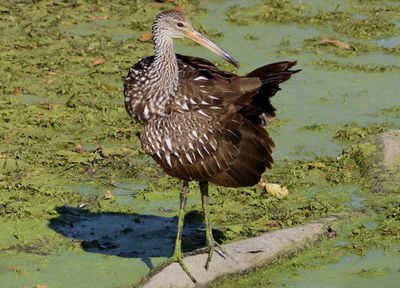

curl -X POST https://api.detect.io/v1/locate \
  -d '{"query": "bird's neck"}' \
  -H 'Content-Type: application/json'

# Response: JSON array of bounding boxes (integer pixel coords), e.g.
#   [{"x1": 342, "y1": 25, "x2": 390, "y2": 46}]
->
[{"x1": 151, "y1": 34, "x2": 179, "y2": 94}]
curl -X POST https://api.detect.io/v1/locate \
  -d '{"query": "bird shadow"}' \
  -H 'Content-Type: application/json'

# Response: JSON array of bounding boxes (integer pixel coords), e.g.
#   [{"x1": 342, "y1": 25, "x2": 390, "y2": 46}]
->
[{"x1": 48, "y1": 205, "x2": 216, "y2": 269}]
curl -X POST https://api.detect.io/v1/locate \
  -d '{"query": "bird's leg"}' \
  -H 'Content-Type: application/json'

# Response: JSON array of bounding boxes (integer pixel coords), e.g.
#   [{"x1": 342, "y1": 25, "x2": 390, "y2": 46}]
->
[
  {"x1": 200, "y1": 180, "x2": 227, "y2": 270},
  {"x1": 172, "y1": 180, "x2": 188, "y2": 258},
  {"x1": 171, "y1": 180, "x2": 198, "y2": 285}
]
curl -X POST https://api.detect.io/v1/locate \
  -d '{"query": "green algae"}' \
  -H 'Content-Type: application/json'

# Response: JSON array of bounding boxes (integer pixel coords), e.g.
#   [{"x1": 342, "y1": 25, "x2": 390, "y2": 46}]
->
[
  {"x1": 1, "y1": 0, "x2": 400, "y2": 287},
  {"x1": 0, "y1": 1, "x2": 209, "y2": 287},
  {"x1": 382, "y1": 105, "x2": 400, "y2": 118},
  {"x1": 225, "y1": 0, "x2": 399, "y2": 40},
  {"x1": 333, "y1": 123, "x2": 394, "y2": 141},
  {"x1": 300, "y1": 37, "x2": 400, "y2": 57},
  {"x1": 311, "y1": 60, "x2": 400, "y2": 73},
  {"x1": 299, "y1": 124, "x2": 329, "y2": 132},
  {"x1": 213, "y1": 135, "x2": 400, "y2": 287}
]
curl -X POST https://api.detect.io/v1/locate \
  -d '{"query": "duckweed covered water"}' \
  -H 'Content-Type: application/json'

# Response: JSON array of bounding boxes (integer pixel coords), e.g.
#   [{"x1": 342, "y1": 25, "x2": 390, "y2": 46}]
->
[{"x1": 1, "y1": 0, "x2": 399, "y2": 287}]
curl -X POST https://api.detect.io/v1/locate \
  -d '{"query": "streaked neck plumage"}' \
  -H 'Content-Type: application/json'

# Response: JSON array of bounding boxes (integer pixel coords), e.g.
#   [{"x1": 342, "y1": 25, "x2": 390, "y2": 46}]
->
[
  {"x1": 150, "y1": 27, "x2": 179, "y2": 99},
  {"x1": 129, "y1": 25, "x2": 180, "y2": 122}
]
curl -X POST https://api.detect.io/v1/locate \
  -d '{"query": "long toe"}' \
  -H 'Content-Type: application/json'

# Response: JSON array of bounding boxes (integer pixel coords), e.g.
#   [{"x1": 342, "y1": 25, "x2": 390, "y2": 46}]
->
[{"x1": 205, "y1": 240, "x2": 227, "y2": 270}]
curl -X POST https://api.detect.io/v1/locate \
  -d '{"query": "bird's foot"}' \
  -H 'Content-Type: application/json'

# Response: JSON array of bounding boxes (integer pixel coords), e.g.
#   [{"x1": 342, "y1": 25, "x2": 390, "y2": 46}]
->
[
  {"x1": 171, "y1": 253, "x2": 199, "y2": 286},
  {"x1": 144, "y1": 253, "x2": 199, "y2": 286},
  {"x1": 205, "y1": 239, "x2": 227, "y2": 270}
]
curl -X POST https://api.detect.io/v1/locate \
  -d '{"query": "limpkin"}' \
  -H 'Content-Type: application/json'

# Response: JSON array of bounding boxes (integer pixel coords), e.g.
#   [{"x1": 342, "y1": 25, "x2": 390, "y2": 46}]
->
[{"x1": 124, "y1": 10, "x2": 299, "y2": 282}]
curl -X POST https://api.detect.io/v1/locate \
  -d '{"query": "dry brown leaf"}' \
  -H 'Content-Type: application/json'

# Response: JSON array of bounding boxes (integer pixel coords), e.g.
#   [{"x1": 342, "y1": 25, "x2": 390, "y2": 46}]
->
[
  {"x1": 319, "y1": 39, "x2": 351, "y2": 50},
  {"x1": 12, "y1": 88, "x2": 22, "y2": 96},
  {"x1": 93, "y1": 58, "x2": 106, "y2": 66},
  {"x1": 104, "y1": 190, "x2": 113, "y2": 200},
  {"x1": 102, "y1": 84, "x2": 118, "y2": 93},
  {"x1": 138, "y1": 33, "x2": 153, "y2": 42},
  {"x1": 170, "y1": 0, "x2": 182, "y2": 11},
  {"x1": 265, "y1": 183, "x2": 288, "y2": 197},
  {"x1": 97, "y1": 15, "x2": 108, "y2": 20},
  {"x1": 47, "y1": 71, "x2": 61, "y2": 76},
  {"x1": 259, "y1": 181, "x2": 288, "y2": 198},
  {"x1": 74, "y1": 144, "x2": 85, "y2": 154},
  {"x1": 36, "y1": 101, "x2": 57, "y2": 110},
  {"x1": 35, "y1": 285, "x2": 48, "y2": 288}
]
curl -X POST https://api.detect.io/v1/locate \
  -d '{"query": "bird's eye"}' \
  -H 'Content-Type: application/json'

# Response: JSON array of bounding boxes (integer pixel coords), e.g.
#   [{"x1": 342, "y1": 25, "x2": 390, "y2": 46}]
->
[{"x1": 176, "y1": 22, "x2": 184, "y2": 28}]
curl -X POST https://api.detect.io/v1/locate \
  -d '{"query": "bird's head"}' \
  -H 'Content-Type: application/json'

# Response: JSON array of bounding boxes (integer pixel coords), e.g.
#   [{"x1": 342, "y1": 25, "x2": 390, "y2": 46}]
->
[{"x1": 152, "y1": 10, "x2": 239, "y2": 68}]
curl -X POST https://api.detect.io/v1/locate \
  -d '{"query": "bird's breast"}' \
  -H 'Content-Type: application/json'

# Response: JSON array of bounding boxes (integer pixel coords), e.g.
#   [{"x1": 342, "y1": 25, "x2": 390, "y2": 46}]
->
[{"x1": 124, "y1": 71, "x2": 177, "y2": 123}]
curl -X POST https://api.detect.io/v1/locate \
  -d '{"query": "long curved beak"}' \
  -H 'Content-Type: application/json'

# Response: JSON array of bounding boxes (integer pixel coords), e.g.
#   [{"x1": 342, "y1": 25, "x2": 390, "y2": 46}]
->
[{"x1": 184, "y1": 29, "x2": 239, "y2": 68}]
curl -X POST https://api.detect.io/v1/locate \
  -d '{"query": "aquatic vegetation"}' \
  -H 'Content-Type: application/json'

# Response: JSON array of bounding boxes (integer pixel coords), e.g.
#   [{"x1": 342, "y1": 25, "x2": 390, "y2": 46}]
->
[
  {"x1": 333, "y1": 123, "x2": 394, "y2": 141},
  {"x1": 300, "y1": 37, "x2": 400, "y2": 57},
  {"x1": 312, "y1": 60, "x2": 400, "y2": 73},
  {"x1": 226, "y1": 0, "x2": 399, "y2": 40},
  {"x1": 1, "y1": 0, "x2": 399, "y2": 287},
  {"x1": 382, "y1": 105, "x2": 400, "y2": 118},
  {"x1": 212, "y1": 145, "x2": 400, "y2": 287},
  {"x1": 299, "y1": 123, "x2": 329, "y2": 131}
]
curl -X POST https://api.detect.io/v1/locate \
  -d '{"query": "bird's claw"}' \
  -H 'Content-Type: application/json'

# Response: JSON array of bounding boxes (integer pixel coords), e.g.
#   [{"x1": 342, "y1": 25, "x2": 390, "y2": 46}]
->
[
  {"x1": 146, "y1": 254, "x2": 199, "y2": 286},
  {"x1": 205, "y1": 240, "x2": 227, "y2": 270},
  {"x1": 172, "y1": 254, "x2": 199, "y2": 286}
]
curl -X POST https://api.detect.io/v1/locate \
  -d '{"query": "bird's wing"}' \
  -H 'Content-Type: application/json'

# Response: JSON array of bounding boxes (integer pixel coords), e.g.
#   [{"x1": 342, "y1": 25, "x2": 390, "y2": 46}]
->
[
  {"x1": 138, "y1": 56, "x2": 275, "y2": 187},
  {"x1": 137, "y1": 55, "x2": 297, "y2": 187},
  {"x1": 170, "y1": 57, "x2": 264, "y2": 119},
  {"x1": 176, "y1": 54, "x2": 236, "y2": 80},
  {"x1": 140, "y1": 111, "x2": 273, "y2": 187},
  {"x1": 175, "y1": 56, "x2": 299, "y2": 126}
]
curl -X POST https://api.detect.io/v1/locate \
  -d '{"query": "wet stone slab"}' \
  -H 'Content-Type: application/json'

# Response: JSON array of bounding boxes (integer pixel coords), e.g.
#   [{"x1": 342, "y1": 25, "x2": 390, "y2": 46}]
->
[
  {"x1": 142, "y1": 217, "x2": 336, "y2": 288},
  {"x1": 380, "y1": 130, "x2": 400, "y2": 169},
  {"x1": 360, "y1": 130, "x2": 400, "y2": 193}
]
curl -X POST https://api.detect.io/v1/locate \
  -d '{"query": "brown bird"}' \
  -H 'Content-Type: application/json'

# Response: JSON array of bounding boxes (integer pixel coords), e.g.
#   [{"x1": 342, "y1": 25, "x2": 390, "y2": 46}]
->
[{"x1": 124, "y1": 10, "x2": 299, "y2": 282}]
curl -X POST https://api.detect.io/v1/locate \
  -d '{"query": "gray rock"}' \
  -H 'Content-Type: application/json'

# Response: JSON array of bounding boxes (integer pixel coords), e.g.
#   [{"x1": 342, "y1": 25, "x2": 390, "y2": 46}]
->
[
  {"x1": 141, "y1": 217, "x2": 336, "y2": 288},
  {"x1": 358, "y1": 130, "x2": 400, "y2": 193},
  {"x1": 381, "y1": 130, "x2": 400, "y2": 168}
]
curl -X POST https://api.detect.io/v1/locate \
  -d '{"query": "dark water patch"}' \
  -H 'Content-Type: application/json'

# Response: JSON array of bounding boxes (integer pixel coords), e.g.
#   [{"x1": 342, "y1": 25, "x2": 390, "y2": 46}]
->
[{"x1": 48, "y1": 206, "x2": 208, "y2": 269}]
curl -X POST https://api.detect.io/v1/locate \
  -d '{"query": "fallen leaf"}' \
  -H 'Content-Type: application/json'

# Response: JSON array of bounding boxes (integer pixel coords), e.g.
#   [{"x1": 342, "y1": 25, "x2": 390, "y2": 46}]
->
[
  {"x1": 47, "y1": 71, "x2": 61, "y2": 76},
  {"x1": 259, "y1": 181, "x2": 288, "y2": 198},
  {"x1": 102, "y1": 84, "x2": 118, "y2": 93},
  {"x1": 74, "y1": 144, "x2": 85, "y2": 154},
  {"x1": 93, "y1": 58, "x2": 106, "y2": 66},
  {"x1": 36, "y1": 101, "x2": 57, "y2": 110},
  {"x1": 35, "y1": 285, "x2": 48, "y2": 288},
  {"x1": 12, "y1": 88, "x2": 22, "y2": 96},
  {"x1": 169, "y1": 0, "x2": 182, "y2": 11},
  {"x1": 138, "y1": 33, "x2": 153, "y2": 42},
  {"x1": 258, "y1": 180, "x2": 267, "y2": 190},
  {"x1": 319, "y1": 39, "x2": 351, "y2": 50},
  {"x1": 104, "y1": 190, "x2": 113, "y2": 200},
  {"x1": 97, "y1": 15, "x2": 108, "y2": 20}
]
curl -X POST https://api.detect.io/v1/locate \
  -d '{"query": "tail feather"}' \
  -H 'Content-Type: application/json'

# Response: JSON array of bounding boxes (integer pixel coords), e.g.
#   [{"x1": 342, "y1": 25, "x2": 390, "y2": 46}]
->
[
  {"x1": 247, "y1": 61, "x2": 299, "y2": 79},
  {"x1": 242, "y1": 61, "x2": 300, "y2": 125}
]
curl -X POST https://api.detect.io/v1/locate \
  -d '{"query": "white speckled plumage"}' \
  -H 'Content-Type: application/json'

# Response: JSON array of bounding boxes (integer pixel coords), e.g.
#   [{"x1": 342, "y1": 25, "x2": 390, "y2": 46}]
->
[{"x1": 123, "y1": 10, "x2": 299, "y2": 187}]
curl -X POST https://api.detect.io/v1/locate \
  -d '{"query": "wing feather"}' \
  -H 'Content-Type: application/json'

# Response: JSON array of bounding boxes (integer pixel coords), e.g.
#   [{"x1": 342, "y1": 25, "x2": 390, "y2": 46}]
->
[
  {"x1": 140, "y1": 112, "x2": 274, "y2": 187},
  {"x1": 135, "y1": 55, "x2": 298, "y2": 187}
]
